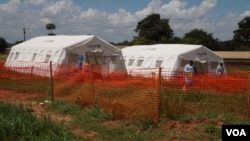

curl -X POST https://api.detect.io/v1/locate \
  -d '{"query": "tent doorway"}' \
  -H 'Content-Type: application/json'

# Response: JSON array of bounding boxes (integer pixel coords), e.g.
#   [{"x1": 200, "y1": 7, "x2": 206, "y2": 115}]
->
[
  {"x1": 85, "y1": 51, "x2": 103, "y2": 65},
  {"x1": 180, "y1": 59, "x2": 208, "y2": 74},
  {"x1": 85, "y1": 50, "x2": 104, "y2": 78},
  {"x1": 195, "y1": 61, "x2": 208, "y2": 74}
]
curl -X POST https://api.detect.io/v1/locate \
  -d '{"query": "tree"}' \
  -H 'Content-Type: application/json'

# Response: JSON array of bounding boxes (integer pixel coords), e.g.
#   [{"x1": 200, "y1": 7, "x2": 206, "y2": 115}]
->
[
  {"x1": 131, "y1": 36, "x2": 155, "y2": 45},
  {"x1": 233, "y1": 16, "x2": 250, "y2": 50},
  {"x1": 45, "y1": 23, "x2": 56, "y2": 35},
  {"x1": 116, "y1": 40, "x2": 131, "y2": 46},
  {"x1": 183, "y1": 29, "x2": 221, "y2": 50},
  {"x1": 133, "y1": 13, "x2": 173, "y2": 44},
  {"x1": 0, "y1": 37, "x2": 8, "y2": 53},
  {"x1": 220, "y1": 40, "x2": 235, "y2": 51},
  {"x1": 161, "y1": 36, "x2": 183, "y2": 44}
]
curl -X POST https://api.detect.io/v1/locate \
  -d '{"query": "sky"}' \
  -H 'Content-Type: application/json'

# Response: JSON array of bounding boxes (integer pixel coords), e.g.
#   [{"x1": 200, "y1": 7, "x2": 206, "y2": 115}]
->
[{"x1": 0, "y1": 0, "x2": 250, "y2": 44}]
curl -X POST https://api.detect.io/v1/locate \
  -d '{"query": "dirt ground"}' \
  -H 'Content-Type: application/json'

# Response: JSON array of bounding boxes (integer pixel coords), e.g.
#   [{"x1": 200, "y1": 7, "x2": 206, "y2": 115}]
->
[{"x1": 0, "y1": 91, "x2": 221, "y2": 141}]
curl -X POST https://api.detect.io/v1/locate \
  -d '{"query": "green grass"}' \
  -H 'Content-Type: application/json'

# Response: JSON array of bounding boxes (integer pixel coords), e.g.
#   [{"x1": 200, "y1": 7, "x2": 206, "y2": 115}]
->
[
  {"x1": 49, "y1": 99, "x2": 249, "y2": 141},
  {"x1": 1, "y1": 96, "x2": 250, "y2": 141},
  {"x1": 0, "y1": 79, "x2": 50, "y2": 94},
  {"x1": 161, "y1": 90, "x2": 249, "y2": 122},
  {"x1": 0, "y1": 54, "x2": 8, "y2": 60},
  {"x1": 73, "y1": 105, "x2": 167, "y2": 141},
  {"x1": 0, "y1": 101, "x2": 83, "y2": 141},
  {"x1": 47, "y1": 100, "x2": 167, "y2": 141},
  {"x1": 225, "y1": 63, "x2": 250, "y2": 71},
  {"x1": 49, "y1": 100, "x2": 82, "y2": 115}
]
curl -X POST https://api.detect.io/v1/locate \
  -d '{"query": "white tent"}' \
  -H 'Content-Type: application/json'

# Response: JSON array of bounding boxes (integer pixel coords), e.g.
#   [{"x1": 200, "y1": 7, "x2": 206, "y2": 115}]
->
[
  {"x1": 5, "y1": 35, "x2": 126, "y2": 76},
  {"x1": 122, "y1": 44, "x2": 225, "y2": 76}
]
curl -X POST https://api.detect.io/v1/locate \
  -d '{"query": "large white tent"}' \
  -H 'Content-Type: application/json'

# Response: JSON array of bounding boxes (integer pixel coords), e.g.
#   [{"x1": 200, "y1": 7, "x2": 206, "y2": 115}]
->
[
  {"x1": 5, "y1": 35, "x2": 126, "y2": 76},
  {"x1": 122, "y1": 44, "x2": 225, "y2": 76}
]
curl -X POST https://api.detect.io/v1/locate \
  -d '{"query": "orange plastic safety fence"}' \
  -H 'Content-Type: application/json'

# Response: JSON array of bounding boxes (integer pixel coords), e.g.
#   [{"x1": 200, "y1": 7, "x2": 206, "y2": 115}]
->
[
  {"x1": 0, "y1": 61, "x2": 50, "y2": 101},
  {"x1": 1, "y1": 61, "x2": 249, "y2": 121}
]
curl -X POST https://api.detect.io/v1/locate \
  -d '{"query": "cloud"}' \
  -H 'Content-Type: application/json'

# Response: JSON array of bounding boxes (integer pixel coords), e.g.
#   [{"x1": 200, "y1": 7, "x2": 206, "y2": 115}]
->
[
  {"x1": 134, "y1": 0, "x2": 162, "y2": 18},
  {"x1": 40, "y1": 0, "x2": 81, "y2": 23},
  {"x1": 24, "y1": 0, "x2": 46, "y2": 5},
  {"x1": 242, "y1": 11, "x2": 250, "y2": 17},
  {"x1": 133, "y1": 0, "x2": 217, "y2": 38},
  {"x1": 0, "y1": 0, "x2": 20, "y2": 14},
  {"x1": 0, "y1": 0, "x2": 248, "y2": 43},
  {"x1": 108, "y1": 9, "x2": 136, "y2": 27},
  {"x1": 214, "y1": 11, "x2": 250, "y2": 41}
]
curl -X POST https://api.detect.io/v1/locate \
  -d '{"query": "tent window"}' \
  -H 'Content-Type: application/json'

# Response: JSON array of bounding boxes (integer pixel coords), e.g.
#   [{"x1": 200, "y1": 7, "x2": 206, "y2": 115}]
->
[
  {"x1": 136, "y1": 57, "x2": 144, "y2": 67},
  {"x1": 155, "y1": 60, "x2": 163, "y2": 67},
  {"x1": 52, "y1": 50, "x2": 60, "y2": 62},
  {"x1": 123, "y1": 56, "x2": 127, "y2": 64},
  {"x1": 45, "y1": 51, "x2": 52, "y2": 63},
  {"x1": 111, "y1": 59, "x2": 117, "y2": 66},
  {"x1": 32, "y1": 53, "x2": 37, "y2": 62},
  {"x1": 9, "y1": 52, "x2": 14, "y2": 60},
  {"x1": 155, "y1": 57, "x2": 164, "y2": 67},
  {"x1": 14, "y1": 52, "x2": 20, "y2": 60},
  {"x1": 37, "y1": 50, "x2": 45, "y2": 62},
  {"x1": 128, "y1": 57, "x2": 135, "y2": 66},
  {"x1": 111, "y1": 56, "x2": 117, "y2": 64}
]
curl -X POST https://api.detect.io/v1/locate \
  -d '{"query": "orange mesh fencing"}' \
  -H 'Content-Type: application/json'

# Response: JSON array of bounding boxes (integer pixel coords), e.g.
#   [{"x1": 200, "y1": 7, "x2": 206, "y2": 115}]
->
[
  {"x1": 1, "y1": 60, "x2": 250, "y2": 121},
  {"x1": 0, "y1": 60, "x2": 50, "y2": 101}
]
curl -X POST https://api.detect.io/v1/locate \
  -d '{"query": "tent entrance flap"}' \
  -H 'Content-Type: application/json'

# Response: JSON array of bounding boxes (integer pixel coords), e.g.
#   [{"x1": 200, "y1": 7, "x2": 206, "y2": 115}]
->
[
  {"x1": 195, "y1": 61, "x2": 208, "y2": 74},
  {"x1": 180, "y1": 59, "x2": 208, "y2": 73},
  {"x1": 85, "y1": 51, "x2": 103, "y2": 65}
]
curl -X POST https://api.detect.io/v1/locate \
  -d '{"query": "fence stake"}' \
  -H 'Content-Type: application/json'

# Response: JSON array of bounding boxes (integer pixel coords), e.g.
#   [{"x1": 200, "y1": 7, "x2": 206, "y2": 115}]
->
[
  {"x1": 155, "y1": 67, "x2": 162, "y2": 123},
  {"x1": 49, "y1": 61, "x2": 54, "y2": 101},
  {"x1": 91, "y1": 64, "x2": 95, "y2": 104},
  {"x1": 30, "y1": 66, "x2": 34, "y2": 77},
  {"x1": 248, "y1": 71, "x2": 250, "y2": 118}
]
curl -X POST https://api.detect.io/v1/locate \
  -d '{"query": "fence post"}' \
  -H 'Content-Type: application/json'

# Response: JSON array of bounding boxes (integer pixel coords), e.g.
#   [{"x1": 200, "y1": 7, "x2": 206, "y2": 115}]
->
[
  {"x1": 49, "y1": 61, "x2": 54, "y2": 101},
  {"x1": 91, "y1": 64, "x2": 95, "y2": 104},
  {"x1": 155, "y1": 67, "x2": 162, "y2": 123},
  {"x1": 248, "y1": 71, "x2": 250, "y2": 118},
  {"x1": 31, "y1": 66, "x2": 34, "y2": 77}
]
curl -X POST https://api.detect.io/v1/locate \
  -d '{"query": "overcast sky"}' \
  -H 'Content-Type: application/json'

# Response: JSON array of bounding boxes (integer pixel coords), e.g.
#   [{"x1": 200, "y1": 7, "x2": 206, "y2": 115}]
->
[{"x1": 0, "y1": 0, "x2": 249, "y2": 43}]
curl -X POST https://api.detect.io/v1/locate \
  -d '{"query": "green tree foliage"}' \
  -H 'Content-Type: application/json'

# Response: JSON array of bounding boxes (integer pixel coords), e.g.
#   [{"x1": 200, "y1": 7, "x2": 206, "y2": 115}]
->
[
  {"x1": 0, "y1": 37, "x2": 8, "y2": 53},
  {"x1": 220, "y1": 40, "x2": 234, "y2": 51},
  {"x1": 162, "y1": 36, "x2": 183, "y2": 44},
  {"x1": 45, "y1": 23, "x2": 56, "y2": 35},
  {"x1": 133, "y1": 13, "x2": 173, "y2": 44},
  {"x1": 233, "y1": 16, "x2": 250, "y2": 50},
  {"x1": 116, "y1": 40, "x2": 131, "y2": 46},
  {"x1": 131, "y1": 37, "x2": 156, "y2": 45},
  {"x1": 183, "y1": 29, "x2": 221, "y2": 50}
]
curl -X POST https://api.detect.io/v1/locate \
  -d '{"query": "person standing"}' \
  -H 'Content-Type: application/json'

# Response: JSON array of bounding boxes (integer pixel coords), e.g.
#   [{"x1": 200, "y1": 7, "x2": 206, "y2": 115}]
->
[
  {"x1": 183, "y1": 60, "x2": 195, "y2": 91},
  {"x1": 216, "y1": 62, "x2": 225, "y2": 76},
  {"x1": 78, "y1": 55, "x2": 84, "y2": 70}
]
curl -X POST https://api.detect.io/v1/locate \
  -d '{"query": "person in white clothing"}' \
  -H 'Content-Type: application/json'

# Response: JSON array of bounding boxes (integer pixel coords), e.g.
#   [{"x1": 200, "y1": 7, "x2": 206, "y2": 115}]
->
[
  {"x1": 216, "y1": 62, "x2": 225, "y2": 76},
  {"x1": 183, "y1": 60, "x2": 195, "y2": 90}
]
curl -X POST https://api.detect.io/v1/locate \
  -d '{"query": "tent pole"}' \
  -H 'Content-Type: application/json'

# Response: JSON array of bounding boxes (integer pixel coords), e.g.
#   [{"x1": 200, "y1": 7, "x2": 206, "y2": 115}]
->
[
  {"x1": 155, "y1": 67, "x2": 162, "y2": 123},
  {"x1": 49, "y1": 61, "x2": 54, "y2": 101},
  {"x1": 247, "y1": 71, "x2": 250, "y2": 118}
]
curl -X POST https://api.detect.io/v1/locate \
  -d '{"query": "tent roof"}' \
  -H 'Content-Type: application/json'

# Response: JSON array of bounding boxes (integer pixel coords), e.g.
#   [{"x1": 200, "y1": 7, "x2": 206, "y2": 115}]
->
[
  {"x1": 12, "y1": 35, "x2": 96, "y2": 50},
  {"x1": 122, "y1": 44, "x2": 204, "y2": 56}
]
